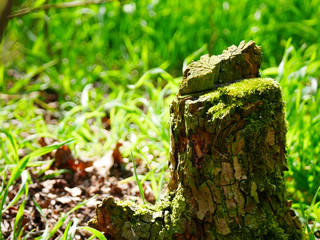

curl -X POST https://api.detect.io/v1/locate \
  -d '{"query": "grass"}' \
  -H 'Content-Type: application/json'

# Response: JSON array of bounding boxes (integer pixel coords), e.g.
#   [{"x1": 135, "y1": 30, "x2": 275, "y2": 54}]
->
[{"x1": 1, "y1": 0, "x2": 320, "y2": 238}]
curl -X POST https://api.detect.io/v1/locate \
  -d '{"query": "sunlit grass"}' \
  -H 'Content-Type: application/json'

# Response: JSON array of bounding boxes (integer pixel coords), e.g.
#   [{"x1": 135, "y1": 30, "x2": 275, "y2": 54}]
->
[
  {"x1": 263, "y1": 40, "x2": 320, "y2": 202},
  {"x1": 1, "y1": 0, "x2": 320, "y2": 238}
]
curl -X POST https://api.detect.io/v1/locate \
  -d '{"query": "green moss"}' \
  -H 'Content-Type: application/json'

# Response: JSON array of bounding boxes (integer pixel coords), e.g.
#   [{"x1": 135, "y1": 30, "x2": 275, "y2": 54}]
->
[
  {"x1": 205, "y1": 78, "x2": 282, "y2": 120},
  {"x1": 261, "y1": 212, "x2": 289, "y2": 240},
  {"x1": 170, "y1": 188, "x2": 190, "y2": 233}
]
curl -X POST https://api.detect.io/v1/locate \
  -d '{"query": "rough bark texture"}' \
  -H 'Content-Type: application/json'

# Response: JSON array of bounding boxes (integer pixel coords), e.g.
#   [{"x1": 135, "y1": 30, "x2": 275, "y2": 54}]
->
[{"x1": 89, "y1": 41, "x2": 304, "y2": 239}]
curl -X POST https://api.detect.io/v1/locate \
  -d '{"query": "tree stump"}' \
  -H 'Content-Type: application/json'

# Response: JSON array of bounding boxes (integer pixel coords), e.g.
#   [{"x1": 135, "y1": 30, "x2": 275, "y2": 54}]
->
[{"x1": 88, "y1": 41, "x2": 304, "y2": 239}]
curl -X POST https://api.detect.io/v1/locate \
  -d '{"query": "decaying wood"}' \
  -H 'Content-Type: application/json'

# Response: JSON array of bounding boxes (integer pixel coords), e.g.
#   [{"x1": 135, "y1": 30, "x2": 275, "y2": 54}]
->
[
  {"x1": 89, "y1": 41, "x2": 304, "y2": 239},
  {"x1": 179, "y1": 40, "x2": 262, "y2": 95}
]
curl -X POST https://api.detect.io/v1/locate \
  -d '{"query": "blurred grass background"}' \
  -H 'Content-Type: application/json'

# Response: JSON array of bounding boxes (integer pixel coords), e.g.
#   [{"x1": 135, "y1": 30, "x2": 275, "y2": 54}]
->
[{"x1": 1, "y1": 0, "x2": 320, "y2": 237}]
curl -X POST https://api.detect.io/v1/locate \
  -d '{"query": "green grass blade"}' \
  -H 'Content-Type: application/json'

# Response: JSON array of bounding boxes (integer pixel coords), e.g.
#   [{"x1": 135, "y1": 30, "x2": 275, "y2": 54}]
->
[
  {"x1": 0, "y1": 168, "x2": 7, "y2": 197},
  {"x1": 150, "y1": 170, "x2": 158, "y2": 202},
  {"x1": 157, "y1": 170, "x2": 165, "y2": 202},
  {"x1": 127, "y1": 68, "x2": 166, "y2": 89},
  {"x1": 21, "y1": 138, "x2": 74, "y2": 162},
  {"x1": 6, "y1": 156, "x2": 29, "y2": 190},
  {"x1": 308, "y1": 185, "x2": 320, "y2": 216},
  {"x1": 13, "y1": 173, "x2": 29, "y2": 240},
  {"x1": 182, "y1": 44, "x2": 207, "y2": 73},
  {"x1": 298, "y1": 200, "x2": 312, "y2": 238},
  {"x1": 61, "y1": 221, "x2": 73, "y2": 240},
  {"x1": 0, "y1": 127, "x2": 19, "y2": 163},
  {"x1": 13, "y1": 199, "x2": 26, "y2": 240},
  {"x1": 66, "y1": 218, "x2": 79, "y2": 240},
  {"x1": 33, "y1": 200, "x2": 49, "y2": 240},
  {"x1": 303, "y1": 185, "x2": 320, "y2": 239},
  {"x1": 2, "y1": 170, "x2": 29, "y2": 213},
  {"x1": 60, "y1": 218, "x2": 79, "y2": 240},
  {"x1": 42, "y1": 197, "x2": 94, "y2": 240},
  {"x1": 77, "y1": 226, "x2": 108, "y2": 240},
  {"x1": 0, "y1": 139, "x2": 12, "y2": 165},
  {"x1": 22, "y1": 229, "x2": 36, "y2": 240},
  {"x1": 0, "y1": 156, "x2": 30, "y2": 231},
  {"x1": 131, "y1": 151, "x2": 146, "y2": 204}
]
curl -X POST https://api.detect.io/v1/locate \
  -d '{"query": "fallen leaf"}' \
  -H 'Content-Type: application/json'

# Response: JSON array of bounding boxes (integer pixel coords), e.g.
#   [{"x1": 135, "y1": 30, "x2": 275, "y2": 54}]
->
[
  {"x1": 55, "y1": 145, "x2": 74, "y2": 169},
  {"x1": 112, "y1": 142, "x2": 123, "y2": 164},
  {"x1": 69, "y1": 159, "x2": 93, "y2": 178},
  {"x1": 54, "y1": 145, "x2": 92, "y2": 177},
  {"x1": 38, "y1": 137, "x2": 56, "y2": 147}
]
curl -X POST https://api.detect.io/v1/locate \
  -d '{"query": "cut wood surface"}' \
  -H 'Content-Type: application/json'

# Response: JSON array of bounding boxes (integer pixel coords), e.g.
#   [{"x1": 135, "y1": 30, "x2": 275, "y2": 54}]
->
[{"x1": 89, "y1": 41, "x2": 304, "y2": 240}]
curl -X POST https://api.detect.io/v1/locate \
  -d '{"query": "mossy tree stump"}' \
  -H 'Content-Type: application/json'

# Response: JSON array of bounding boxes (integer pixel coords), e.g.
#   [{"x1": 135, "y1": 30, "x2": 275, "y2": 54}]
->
[{"x1": 89, "y1": 41, "x2": 304, "y2": 239}]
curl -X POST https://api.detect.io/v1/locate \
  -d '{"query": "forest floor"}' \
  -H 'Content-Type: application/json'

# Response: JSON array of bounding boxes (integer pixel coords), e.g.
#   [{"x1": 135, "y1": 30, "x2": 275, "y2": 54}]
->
[
  {"x1": 1, "y1": 91, "x2": 157, "y2": 239},
  {"x1": 2, "y1": 142, "x2": 155, "y2": 239}
]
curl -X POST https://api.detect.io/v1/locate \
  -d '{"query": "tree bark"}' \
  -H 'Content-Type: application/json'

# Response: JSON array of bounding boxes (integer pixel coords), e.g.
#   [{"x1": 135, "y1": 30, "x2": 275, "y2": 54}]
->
[{"x1": 89, "y1": 41, "x2": 304, "y2": 239}]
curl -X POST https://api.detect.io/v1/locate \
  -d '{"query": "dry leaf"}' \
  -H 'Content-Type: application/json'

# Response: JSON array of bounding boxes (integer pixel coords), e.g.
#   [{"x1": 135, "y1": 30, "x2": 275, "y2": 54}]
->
[
  {"x1": 112, "y1": 142, "x2": 123, "y2": 164},
  {"x1": 54, "y1": 145, "x2": 92, "y2": 177}
]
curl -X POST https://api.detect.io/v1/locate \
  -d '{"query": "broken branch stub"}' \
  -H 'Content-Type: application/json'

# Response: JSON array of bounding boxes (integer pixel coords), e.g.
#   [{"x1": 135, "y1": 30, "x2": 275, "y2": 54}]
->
[{"x1": 89, "y1": 41, "x2": 304, "y2": 239}]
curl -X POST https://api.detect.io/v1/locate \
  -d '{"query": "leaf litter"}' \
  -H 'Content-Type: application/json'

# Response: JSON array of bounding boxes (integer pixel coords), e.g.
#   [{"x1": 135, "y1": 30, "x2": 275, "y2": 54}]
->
[{"x1": 1, "y1": 138, "x2": 155, "y2": 239}]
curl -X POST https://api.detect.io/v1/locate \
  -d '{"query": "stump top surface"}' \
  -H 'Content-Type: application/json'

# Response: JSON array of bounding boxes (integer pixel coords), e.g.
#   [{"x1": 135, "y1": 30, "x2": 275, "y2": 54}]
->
[{"x1": 179, "y1": 40, "x2": 263, "y2": 95}]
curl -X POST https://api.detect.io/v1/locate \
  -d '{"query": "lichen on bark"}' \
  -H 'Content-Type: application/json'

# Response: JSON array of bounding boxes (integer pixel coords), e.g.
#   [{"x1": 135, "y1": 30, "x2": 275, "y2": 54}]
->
[{"x1": 89, "y1": 41, "x2": 305, "y2": 239}]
